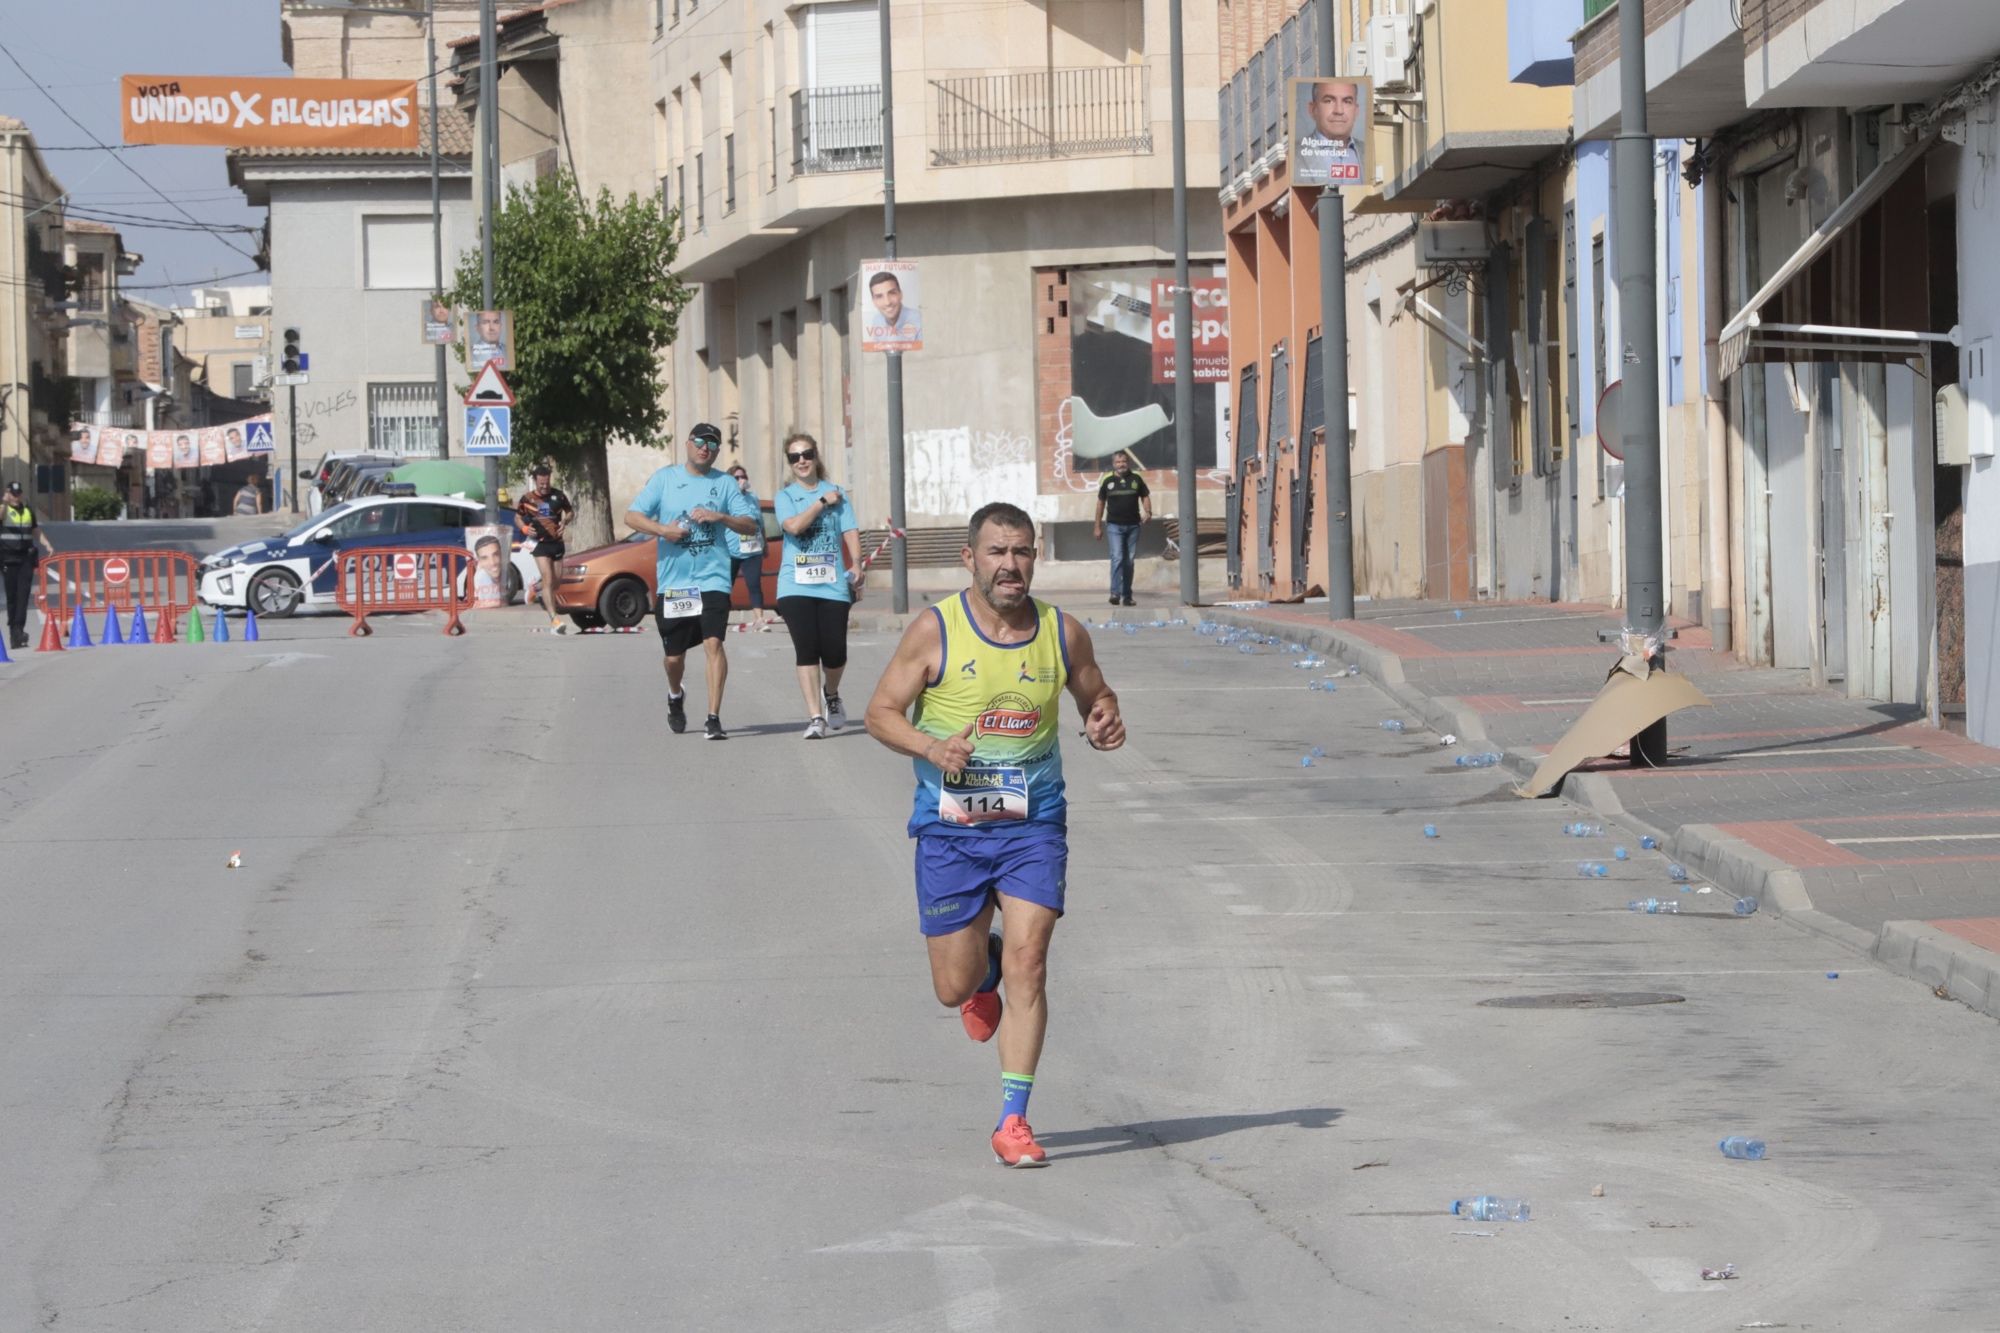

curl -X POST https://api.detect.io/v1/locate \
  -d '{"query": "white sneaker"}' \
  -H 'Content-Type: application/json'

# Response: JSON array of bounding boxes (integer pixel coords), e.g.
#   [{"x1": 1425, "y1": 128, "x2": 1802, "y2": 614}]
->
[
  {"x1": 804, "y1": 716, "x2": 828, "y2": 740},
  {"x1": 825, "y1": 694, "x2": 846, "y2": 731}
]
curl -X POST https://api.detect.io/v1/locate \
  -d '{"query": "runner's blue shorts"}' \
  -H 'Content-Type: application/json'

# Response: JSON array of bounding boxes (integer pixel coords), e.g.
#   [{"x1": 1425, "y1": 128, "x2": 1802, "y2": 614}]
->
[{"x1": 913, "y1": 823, "x2": 1068, "y2": 936}]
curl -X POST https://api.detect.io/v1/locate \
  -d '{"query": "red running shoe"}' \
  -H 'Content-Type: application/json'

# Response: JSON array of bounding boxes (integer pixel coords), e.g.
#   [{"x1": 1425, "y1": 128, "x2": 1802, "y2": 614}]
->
[
  {"x1": 960, "y1": 990, "x2": 1001, "y2": 1042},
  {"x1": 991, "y1": 1115, "x2": 1048, "y2": 1167}
]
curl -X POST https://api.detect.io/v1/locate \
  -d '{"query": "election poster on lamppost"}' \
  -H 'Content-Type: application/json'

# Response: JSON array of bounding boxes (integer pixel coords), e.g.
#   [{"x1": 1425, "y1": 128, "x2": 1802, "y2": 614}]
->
[
  {"x1": 1289, "y1": 77, "x2": 1371, "y2": 190},
  {"x1": 859, "y1": 261, "x2": 922, "y2": 353},
  {"x1": 1150, "y1": 278, "x2": 1230, "y2": 385}
]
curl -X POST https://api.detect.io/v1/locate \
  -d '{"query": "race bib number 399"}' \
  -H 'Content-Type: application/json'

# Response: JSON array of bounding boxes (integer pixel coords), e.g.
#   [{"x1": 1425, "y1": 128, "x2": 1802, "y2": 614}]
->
[
  {"x1": 939, "y1": 765, "x2": 1029, "y2": 825},
  {"x1": 660, "y1": 586, "x2": 702, "y2": 618}
]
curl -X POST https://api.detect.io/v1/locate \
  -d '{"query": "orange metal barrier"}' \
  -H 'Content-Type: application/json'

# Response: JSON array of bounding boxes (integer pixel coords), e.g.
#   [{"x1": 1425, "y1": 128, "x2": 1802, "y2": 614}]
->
[
  {"x1": 333, "y1": 547, "x2": 474, "y2": 636},
  {"x1": 36, "y1": 550, "x2": 200, "y2": 641}
]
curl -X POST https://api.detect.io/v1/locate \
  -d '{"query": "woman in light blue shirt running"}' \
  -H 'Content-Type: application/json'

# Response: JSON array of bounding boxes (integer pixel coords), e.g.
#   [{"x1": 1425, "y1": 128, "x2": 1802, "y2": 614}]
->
[{"x1": 774, "y1": 432, "x2": 861, "y2": 739}]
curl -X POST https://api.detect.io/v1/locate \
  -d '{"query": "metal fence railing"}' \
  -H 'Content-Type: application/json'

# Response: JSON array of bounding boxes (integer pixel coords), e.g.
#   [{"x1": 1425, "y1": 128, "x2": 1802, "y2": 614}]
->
[
  {"x1": 791, "y1": 85, "x2": 884, "y2": 175},
  {"x1": 930, "y1": 64, "x2": 1151, "y2": 167}
]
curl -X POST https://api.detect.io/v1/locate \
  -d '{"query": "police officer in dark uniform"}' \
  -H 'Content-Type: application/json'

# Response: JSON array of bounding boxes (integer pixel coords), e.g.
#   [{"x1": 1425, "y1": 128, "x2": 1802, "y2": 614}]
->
[{"x1": 0, "y1": 481, "x2": 55, "y2": 649}]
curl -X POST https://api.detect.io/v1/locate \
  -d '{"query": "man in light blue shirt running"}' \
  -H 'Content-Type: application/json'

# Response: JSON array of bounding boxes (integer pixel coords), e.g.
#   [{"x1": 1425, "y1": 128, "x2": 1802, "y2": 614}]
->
[{"x1": 623, "y1": 422, "x2": 760, "y2": 739}]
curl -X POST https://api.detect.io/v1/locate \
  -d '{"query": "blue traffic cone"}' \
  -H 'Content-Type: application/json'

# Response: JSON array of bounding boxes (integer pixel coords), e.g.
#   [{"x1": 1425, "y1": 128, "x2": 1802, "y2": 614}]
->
[
  {"x1": 0, "y1": 629, "x2": 11, "y2": 663},
  {"x1": 129, "y1": 605, "x2": 152, "y2": 645},
  {"x1": 67, "y1": 603, "x2": 93, "y2": 648},
  {"x1": 100, "y1": 604, "x2": 124, "y2": 645},
  {"x1": 213, "y1": 607, "x2": 230, "y2": 643},
  {"x1": 243, "y1": 609, "x2": 259, "y2": 642}
]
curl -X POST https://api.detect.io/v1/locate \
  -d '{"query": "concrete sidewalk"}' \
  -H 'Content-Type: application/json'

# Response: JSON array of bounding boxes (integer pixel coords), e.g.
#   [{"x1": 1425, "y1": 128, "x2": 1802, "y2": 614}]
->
[{"x1": 1179, "y1": 594, "x2": 2000, "y2": 1023}]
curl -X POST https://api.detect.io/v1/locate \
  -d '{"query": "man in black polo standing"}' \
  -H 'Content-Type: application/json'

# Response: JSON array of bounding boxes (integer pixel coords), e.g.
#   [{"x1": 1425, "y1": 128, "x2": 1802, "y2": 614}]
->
[
  {"x1": 1092, "y1": 451, "x2": 1151, "y2": 607},
  {"x1": 0, "y1": 481, "x2": 55, "y2": 650}
]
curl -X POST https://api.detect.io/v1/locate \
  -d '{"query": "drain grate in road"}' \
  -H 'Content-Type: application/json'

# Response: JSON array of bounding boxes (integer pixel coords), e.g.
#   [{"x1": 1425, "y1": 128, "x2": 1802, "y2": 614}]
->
[{"x1": 1479, "y1": 991, "x2": 1685, "y2": 1009}]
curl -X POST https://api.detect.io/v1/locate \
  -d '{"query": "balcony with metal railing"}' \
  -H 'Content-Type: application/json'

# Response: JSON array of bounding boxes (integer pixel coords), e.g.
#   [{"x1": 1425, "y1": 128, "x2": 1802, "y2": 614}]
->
[
  {"x1": 929, "y1": 64, "x2": 1151, "y2": 167},
  {"x1": 791, "y1": 85, "x2": 883, "y2": 176}
]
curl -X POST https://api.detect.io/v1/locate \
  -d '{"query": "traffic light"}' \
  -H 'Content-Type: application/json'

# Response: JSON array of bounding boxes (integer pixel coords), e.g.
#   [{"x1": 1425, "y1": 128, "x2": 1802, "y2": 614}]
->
[{"x1": 281, "y1": 327, "x2": 303, "y2": 374}]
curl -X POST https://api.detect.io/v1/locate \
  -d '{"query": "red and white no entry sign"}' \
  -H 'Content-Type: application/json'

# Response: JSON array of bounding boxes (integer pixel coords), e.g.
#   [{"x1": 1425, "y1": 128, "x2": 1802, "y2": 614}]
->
[
  {"x1": 392, "y1": 552, "x2": 420, "y2": 582},
  {"x1": 103, "y1": 557, "x2": 130, "y2": 585}
]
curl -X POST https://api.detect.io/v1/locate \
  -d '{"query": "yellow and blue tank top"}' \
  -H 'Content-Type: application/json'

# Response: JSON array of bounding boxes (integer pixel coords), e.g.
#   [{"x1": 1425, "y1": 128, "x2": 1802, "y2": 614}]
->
[{"x1": 909, "y1": 592, "x2": 1070, "y2": 836}]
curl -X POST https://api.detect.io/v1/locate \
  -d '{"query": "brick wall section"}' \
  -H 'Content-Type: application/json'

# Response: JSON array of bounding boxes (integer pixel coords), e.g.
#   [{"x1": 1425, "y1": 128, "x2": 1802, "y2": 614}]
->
[
  {"x1": 1034, "y1": 269, "x2": 1072, "y2": 491},
  {"x1": 1574, "y1": 0, "x2": 1695, "y2": 85},
  {"x1": 1740, "y1": 0, "x2": 1821, "y2": 54}
]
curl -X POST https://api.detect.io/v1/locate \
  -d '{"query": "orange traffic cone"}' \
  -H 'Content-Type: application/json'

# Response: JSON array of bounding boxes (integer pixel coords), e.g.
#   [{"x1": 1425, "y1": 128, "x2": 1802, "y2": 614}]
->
[{"x1": 36, "y1": 612, "x2": 63, "y2": 653}]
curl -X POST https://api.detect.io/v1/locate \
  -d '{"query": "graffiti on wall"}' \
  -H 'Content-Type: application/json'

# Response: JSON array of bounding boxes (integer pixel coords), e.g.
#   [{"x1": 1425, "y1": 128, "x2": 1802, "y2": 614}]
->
[{"x1": 909, "y1": 427, "x2": 1053, "y2": 522}]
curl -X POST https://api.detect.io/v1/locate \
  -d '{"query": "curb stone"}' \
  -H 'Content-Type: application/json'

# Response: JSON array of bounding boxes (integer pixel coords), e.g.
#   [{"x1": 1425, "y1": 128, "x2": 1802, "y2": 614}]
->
[{"x1": 1210, "y1": 606, "x2": 2000, "y2": 1022}]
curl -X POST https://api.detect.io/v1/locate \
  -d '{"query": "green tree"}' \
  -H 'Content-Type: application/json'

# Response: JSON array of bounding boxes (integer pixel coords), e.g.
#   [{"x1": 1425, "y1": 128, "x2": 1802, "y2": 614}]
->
[{"x1": 447, "y1": 172, "x2": 690, "y2": 547}]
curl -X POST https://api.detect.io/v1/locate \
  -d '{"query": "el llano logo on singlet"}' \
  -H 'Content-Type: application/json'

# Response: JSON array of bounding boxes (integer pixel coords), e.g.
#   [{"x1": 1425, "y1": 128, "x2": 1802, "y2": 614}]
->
[{"x1": 977, "y1": 692, "x2": 1042, "y2": 738}]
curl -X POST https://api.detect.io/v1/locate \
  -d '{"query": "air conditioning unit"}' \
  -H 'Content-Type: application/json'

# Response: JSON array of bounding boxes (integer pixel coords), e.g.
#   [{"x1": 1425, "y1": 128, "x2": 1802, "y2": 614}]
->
[
  {"x1": 1416, "y1": 220, "x2": 1489, "y2": 267},
  {"x1": 1369, "y1": 13, "x2": 1415, "y2": 94},
  {"x1": 1345, "y1": 42, "x2": 1370, "y2": 79}
]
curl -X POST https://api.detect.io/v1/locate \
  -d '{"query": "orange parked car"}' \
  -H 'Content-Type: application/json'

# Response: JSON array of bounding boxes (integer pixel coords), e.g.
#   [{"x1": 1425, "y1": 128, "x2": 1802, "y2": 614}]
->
[{"x1": 554, "y1": 501, "x2": 782, "y2": 630}]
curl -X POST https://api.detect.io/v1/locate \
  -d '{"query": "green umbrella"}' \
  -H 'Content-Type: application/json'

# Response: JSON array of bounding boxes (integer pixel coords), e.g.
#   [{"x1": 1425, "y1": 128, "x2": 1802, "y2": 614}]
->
[{"x1": 386, "y1": 459, "x2": 486, "y2": 500}]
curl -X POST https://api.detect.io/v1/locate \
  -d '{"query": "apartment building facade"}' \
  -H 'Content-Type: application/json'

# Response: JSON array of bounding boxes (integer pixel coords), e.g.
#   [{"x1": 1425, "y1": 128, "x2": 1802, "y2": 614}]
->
[
  {"x1": 0, "y1": 116, "x2": 70, "y2": 510},
  {"x1": 1571, "y1": 0, "x2": 2000, "y2": 743},
  {"x1": 657, "y1": 0, "x2": 1225, "y2": 579},
  {"x1": 1216, "y1": 0, "x2": 1585, "y2": 604},
  {"x1": 229, "y1": 2, "x2": 479, "y2": 475}
]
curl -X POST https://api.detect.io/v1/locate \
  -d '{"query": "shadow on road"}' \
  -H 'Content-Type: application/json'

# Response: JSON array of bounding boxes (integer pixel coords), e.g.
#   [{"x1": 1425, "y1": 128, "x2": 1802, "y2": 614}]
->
[{"x1": 1037, "y1": 1107, "x2": 1343, "y2": 1159}]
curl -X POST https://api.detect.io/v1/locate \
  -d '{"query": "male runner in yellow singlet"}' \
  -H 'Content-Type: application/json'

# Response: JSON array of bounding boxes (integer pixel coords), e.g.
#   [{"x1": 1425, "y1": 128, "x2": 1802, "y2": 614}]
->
[{"x1": 865, "y1": 502, "x2": 1125, "y2": 1166}]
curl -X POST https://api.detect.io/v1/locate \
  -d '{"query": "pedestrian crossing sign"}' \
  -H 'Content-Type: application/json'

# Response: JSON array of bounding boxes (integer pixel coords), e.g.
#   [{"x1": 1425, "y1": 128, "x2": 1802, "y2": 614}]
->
[
  {"x1": 244, "y1": 420, "x2": 275, "y2": 453},
  {"x1": 465, "y1": 405, "x2": 512, "y2": 456}
]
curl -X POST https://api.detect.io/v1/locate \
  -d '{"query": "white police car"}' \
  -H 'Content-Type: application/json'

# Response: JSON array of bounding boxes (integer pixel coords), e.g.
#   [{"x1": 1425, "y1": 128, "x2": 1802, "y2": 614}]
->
[{"x1": 199, "y1": 492, "x2": 536, "y2": 617}]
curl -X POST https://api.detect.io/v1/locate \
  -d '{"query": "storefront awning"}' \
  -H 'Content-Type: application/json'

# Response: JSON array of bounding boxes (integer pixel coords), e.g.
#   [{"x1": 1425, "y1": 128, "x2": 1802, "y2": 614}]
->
[{"x1": 1718, "y1": 132, "x2": 1938, "y2": 380}]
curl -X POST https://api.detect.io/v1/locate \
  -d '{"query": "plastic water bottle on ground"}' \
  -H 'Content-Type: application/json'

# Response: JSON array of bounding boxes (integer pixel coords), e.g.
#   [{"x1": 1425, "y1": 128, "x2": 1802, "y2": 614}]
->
[
  {"x1": 1308, "y1": 681, "x2": 1324, "y2": 692},
  {"x1": 1628, "y1": 898, "x2": 1680, "y2": 914},
  {"x1": 1451, "y1": 1196, "x2": 1530, "y2": 1222},
  {"x1": 1380, "y1": 719, "x2": 1405, "y2": 733},
  {"x1": 1310, "y1": 745, "x2": 1326, "y2": 758},
  {"x1": 1423, "y1": 824, "x2": 1439, "y2": 839},
  {"x1": 1640, "y1": 835, "x2": 1659, "y2": 850},
  {"x1": 1732, "y1": 897, "x2": 1759, "y2": 916},
  {"x1": 1719, "y1": 1136, "x2": 1766, "y2": 1160},
  {"x1": 1667, "y1": 863, "x2": 1690, "y2": 883},
  {"x1": 1300, "y1": 755, "x2": 1315, "y2": 767},
  {"x1": 1347, "y1": 664, "x2": 1361, "y2": 676},
  {"x1": 1613, "y1": 846, "x2": 1630, "y2": 860},
  {"x1": 1577, "y1": 862, "x2": 1608, "y2": 878}
]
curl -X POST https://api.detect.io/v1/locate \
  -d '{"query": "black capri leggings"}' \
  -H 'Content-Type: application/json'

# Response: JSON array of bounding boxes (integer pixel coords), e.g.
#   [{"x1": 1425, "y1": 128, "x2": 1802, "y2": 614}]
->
[{"x1": 777, "y1": 595, "x2": 851, "y2": 669}]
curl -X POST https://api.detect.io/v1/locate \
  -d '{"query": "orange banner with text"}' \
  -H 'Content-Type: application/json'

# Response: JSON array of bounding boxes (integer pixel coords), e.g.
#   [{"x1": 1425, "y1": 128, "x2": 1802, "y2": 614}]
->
[{"x1": 121, "y1": 75, "x2": 419, "y2": 150}]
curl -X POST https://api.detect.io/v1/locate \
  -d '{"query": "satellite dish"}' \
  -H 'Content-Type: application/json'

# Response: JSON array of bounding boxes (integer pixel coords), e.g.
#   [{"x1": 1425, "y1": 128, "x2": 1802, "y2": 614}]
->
[{"x1": 1596, "y1": 379, "x2": 1626, "y2": 462}]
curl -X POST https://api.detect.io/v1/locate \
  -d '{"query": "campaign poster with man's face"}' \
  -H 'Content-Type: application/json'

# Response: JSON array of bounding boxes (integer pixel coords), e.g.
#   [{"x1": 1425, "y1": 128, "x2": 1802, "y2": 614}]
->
[
  {"x1": 199, "y1": 429, "x2": 227, "y2": 467},
  {"x1": 171, "y1": 433, "x2": 199, "y2": 468},
  {"x1": 468, "y1": 309, "x2": 513, "y2": 371},
  {"x1": 860, "y1": 261, "x2": 922, "y2": 353},
  {"x1": 1290, "y1": 78, "x2": 1370, "y2": 190},
  {"x1": 71, "y1": 428, "x2": 99, "y2": 467},
  {"x1": 223, "y1": 424, "x2": 249, "y2": 462},
  {"x1": 422, "y1": 297, "x2": 456, "y2": 346},
  {"x1": 466, "y1": 524, "x2": 515, "y2": 609}
]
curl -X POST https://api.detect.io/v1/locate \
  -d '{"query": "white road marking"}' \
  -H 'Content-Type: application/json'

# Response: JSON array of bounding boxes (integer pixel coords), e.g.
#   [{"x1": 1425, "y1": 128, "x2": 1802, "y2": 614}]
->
[{"x1": 1828, "y1": 832, "x2": 2000, "y2": 845}]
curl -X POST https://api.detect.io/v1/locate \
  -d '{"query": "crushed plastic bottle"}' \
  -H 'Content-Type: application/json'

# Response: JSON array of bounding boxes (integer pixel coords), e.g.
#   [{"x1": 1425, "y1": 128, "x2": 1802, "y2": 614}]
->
[
  {"x1": 1308, "y1": 681, "x2": 1324, "y2": 692},
  {"x1": 1640, "y1": 835, "x2": 1660, "y2": 850},
  {"x1": 1667, "y1": 863, "x2": 1690, "y2": 883},
  {"x1": 1423, "y1": 824, "x2": 1439, "y2": 839},
  {"x1": 1454, "y1": 753, "x2": 1502, "y2": 768},
  {"x1": 1451, "y1": 1196, "x2": 1530, "y2": 1223},
  {"x1": 1237, "y1": 643, "x2": 1256, "y2": 654},
  {"x1": 1453, "y1": 609, "x2": 1466, "y2": 621},
  {"x1": 1300, "y1": 755, "x2": 1315, "y2": 768},
  {"x1": 1310, "y1": 745, "x2": 1326, "y2": 758},
  {"x1": 1628, "y1": 898, "x2": 1680, "y2": 914},
  {"x1": 1319, "y1": 680, "x2": 1338, "y2": 692},
  {"x1": 1577, "y1": 862, "x2": 1609, "y2": 878},
  {"x1": 1347, "y1": 664, "x2": 1361, "y2": 676},
  {"x1": 1565, "y1": 822, "x2": 1604, "y2": 838},
  {"x1": 1718, "y1": 1136, "x2": 1766, "y2": 1160},
  {"x1": 1613, "y1": 846, "x2": 1630, "y2": 860},
  {"x1": 1732, "y1": 897, "x2": 1759, "y2": 916},
  {"x1": 1380, "y1": 720, "x2": 1405, "y2": 733}
]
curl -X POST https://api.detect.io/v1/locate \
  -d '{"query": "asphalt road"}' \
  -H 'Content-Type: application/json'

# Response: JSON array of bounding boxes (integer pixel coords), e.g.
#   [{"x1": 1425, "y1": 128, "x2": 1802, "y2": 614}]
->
[{"x1": 3, "y1": 600, "x2": 1996, "y2": 1331}]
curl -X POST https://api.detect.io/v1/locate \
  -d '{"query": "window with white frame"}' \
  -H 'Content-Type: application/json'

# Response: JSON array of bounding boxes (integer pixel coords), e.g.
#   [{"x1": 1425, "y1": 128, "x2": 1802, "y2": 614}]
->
[
  {"x1": 362, "y1": 215, "x2": 432, "y2": 290},
  {"x1": 367, "y1": 381, "x2": 440, "y2": 454}
]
